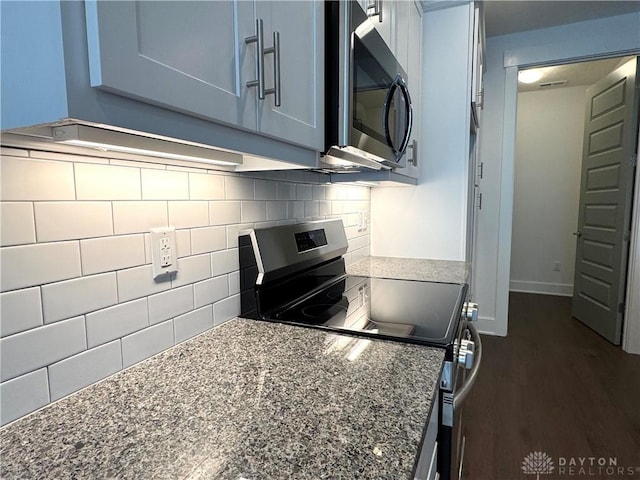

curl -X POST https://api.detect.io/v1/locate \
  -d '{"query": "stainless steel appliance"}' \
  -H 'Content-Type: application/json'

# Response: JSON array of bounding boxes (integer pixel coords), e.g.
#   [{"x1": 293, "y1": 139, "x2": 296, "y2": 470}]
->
[
  {"x1": 239, "y1": 219, "x2": 481, "y2": 480},
  {"x1": 323, "y1": 1, "x2": 414, "y2": 172}
]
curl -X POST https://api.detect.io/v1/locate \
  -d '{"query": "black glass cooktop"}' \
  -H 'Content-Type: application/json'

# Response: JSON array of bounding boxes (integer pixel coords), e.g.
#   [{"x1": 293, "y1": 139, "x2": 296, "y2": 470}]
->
[{"x1": 248, "y1": 273, "x2": 467, "y2": 348}]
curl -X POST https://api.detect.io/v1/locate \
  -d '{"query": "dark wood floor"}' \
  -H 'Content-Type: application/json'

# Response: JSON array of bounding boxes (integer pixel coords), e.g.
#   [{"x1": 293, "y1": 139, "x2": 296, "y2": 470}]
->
[{"x1": 462, "y1": 292, "x2": 640, "y2": 480}]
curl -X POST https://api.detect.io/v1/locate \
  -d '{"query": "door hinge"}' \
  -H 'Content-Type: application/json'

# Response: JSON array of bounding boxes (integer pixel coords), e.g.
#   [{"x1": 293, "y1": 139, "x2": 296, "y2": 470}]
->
[
  {"x1": 476, "y1": 192, "x2": 482, "y2": 210},
  {"x1": 619, "y1": 302, "x2": 626, "y2": 314},
  {"x1": 631, "y1": 153, "x2": 638, "y2": 167}
]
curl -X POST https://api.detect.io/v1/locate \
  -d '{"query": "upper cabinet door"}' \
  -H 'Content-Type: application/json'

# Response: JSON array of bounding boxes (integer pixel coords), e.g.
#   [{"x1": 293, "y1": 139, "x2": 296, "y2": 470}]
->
[
  {"x1": 85, "y1": 0, "x2": 256, "y2": 131},
  {"x1": 403, "y1": 0, "x2": 423, "y2": 180},
  {"x1": 255, "y1": 1, "x2": 324, "y2": 150}
]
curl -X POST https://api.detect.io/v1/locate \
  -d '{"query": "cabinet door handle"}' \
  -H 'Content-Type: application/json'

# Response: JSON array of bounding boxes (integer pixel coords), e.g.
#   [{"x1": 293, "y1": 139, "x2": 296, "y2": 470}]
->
[
  {"x1": 264, "y1": 31, "x2": 281, "y2": 107},
  {"x1": 408, "y1": 139, "x2": 418, "y2": 167},
  {"x1": 245, "y1": 19, "x2": 266, "y2": 99},
  {"x1": 367, "y1": 0, "x2": 383, "y2": 22}
]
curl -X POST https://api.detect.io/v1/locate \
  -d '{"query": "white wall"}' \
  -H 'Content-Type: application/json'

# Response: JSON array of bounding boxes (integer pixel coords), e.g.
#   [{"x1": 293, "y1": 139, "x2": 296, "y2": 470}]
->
[
  {"x1": 510, "y1": 86, "x2": 587, "y2": 296},
  {"x1": 474, "y1": 12, "x2": 640, "y2": 336},
  {"x1": 371, "y1": 3, "x2": 472, "y2": 260}
]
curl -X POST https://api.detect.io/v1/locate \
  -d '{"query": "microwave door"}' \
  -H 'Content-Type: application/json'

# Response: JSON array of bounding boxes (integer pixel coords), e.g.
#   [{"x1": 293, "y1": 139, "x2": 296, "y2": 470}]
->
[{"x1": 383, "y1": 75, "x2": 413, "y2": 162}]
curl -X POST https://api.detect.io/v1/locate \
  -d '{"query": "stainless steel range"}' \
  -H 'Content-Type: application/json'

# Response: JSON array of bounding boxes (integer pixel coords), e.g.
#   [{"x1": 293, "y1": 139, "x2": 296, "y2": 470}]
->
[{"x1": 239, "y1": 219, "x2": 481, "y2": 480}]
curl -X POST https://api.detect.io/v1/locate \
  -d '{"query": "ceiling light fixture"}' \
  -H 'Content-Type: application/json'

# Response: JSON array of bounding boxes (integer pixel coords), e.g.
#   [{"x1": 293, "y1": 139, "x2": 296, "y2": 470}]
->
[
  {"x1": 518, "y1": 69, "x2": 544, "y2": 84},
  {"x1": 51, "y1": 124, "x2": 242, "y2": 166}
]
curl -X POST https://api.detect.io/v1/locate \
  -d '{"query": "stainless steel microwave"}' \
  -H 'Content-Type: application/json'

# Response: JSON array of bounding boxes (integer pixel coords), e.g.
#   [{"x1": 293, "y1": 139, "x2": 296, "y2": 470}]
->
[{"x1": 323, "y1": 1, "x2": 413, "y2": 172}]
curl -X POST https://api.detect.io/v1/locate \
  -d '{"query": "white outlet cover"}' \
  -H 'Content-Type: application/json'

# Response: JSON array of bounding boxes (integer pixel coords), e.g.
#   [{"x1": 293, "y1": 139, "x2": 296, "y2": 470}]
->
[{"x1": 150, "y1": 226, "x2": 178, "y2": 280}]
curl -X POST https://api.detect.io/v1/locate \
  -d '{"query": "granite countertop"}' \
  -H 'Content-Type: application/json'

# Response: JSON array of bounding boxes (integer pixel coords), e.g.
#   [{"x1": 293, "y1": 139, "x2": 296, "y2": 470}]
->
[
  {"x1": 1, "y1": 318, "x2": 444, "y2": 479},
  {"x1": 347, "y1": 256, "x2": 469, "y2": 284}
]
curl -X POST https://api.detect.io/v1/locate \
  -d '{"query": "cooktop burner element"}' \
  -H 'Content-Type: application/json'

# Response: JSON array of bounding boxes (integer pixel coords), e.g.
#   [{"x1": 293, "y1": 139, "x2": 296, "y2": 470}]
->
[{"x1": 239, "y1": 219, "x2": 467, "y2": 348}]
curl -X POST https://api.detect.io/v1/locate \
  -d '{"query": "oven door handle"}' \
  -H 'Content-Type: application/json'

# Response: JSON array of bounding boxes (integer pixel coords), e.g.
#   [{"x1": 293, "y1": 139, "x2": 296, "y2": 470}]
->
[{"x1": 453, "y1": 320, "x2": 482, "y2": 410}]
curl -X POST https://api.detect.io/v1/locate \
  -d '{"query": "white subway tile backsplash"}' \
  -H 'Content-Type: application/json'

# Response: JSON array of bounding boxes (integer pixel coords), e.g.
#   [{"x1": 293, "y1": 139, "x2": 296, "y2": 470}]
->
[
  {"x1": 117, "y1": 265, "x2": 170, "y2": 302},
  {"x1": 148, "y1": 285, "x2": 193, "y2": 325},
  {"x1": 296, "y1": 184, "x2": 313, "y2": 200},
  {"x1": 121, "y1": 320, "x2": 174, "y2": 368},
  {"x1": 277, "y1": 182, "x2": 295, "y2": 200},
  {"x1": 225, "y1": 176, "x2": 254, "y2": 200},
  {"x1": 226, "y1": 223, "x2": 253, "y2": 248},
  {"x1": 109, "y1": 159, "x2": 166, "y2": 170},
  {"x1": 0, "y1": 202, "x2": 36, "y2": 246},
  {"x1": 304, "y1": 201, "x2": 319, "y2": 218},
  {"x1": 210, "y1": 201, "x2": 241, "y2": 226},
  {"x1": 48, "y1": 340, "x2": 122, "y2": 401},
  {"x1": 189, "y1": 173, "x2": 225, "y2": 200},
  {"x1": 319, "y1": 201, "x2": 331, "y2": 216},
  {"x1": 34, "y1": 202, "x2": 113, "y2": 242},
  {"x1": 255, "y1": 180, "x2": 277, "y2": 200},
  {"x1": 175, "y1": 229, "x2": 192, "y2": 258},
  {"x1": 142, "y1": 169, "x2": 189, "y2": 200},
  {"x1": 0, "y1": 147, "x2": 372, "y2": 422},
  {"x1": 0, "y1": 316, "x2": 86, "y2": 382},
  {"x1": 1, "y1": 147, "x2": 28, "y2": 157},
  {"x1": 214, "y1": 294, "x2": 240, "y2": 326},
  {"x1": 81, "y1": 235, "x2": 145, "y2": 275},
  {"x1": 266, "y1": 201, "x2": 287, "y2": 221},
  {"x1": 0, "y1": 369, "x2": 49, "y2": 426},
  {"x1": 290, "y1": 201, "x2": 304, "y2": 219},
  {"x1": 41, "y1": 273, "x2": 118, "y2": 324},
  {"x1": 194, "y1": 275, "x2": 229, "y2": 309},
  {"x1": 228, "y1": 271, "x2": 240, "y2": 295},
  {"x1": 1, "y1": 157, "x2": 75, "y2": 201},
  {"x1": 86, "y1": 298, "x2": 149, "y2": 348},
  {"x1": 174, "y1": 305, "x2": 213, "y2": 343},
  {"x1": 0, "y1": 287, "x2": 43, "y2": 337},
  {"x1": 191, "y1": 226, "x2": 226, "y2": 255},
  {"x1": 241, "y1": 201, "x2": 267, "y2": 223},
  {"x1": 0, "y1": 241, "x2": 81, "y2": 292},
  {"x1": 168, "y1": 201, "x2": 209, "y2": 229},
  {"x1": 113, "y1": 201, "x2": 168, "y2": 235},
  {"x1": 172, "y1": 254, "x2": 211, "y2": 288},
  {"x1": 312, "y1": 185, "x2": 326, "y2": 200},
  {"x1": 211, "y1": 249, "x2": 239, "y2": 277},
  {"x1": 75, "y1": 163, "x2": 141, "y2": 200},
  {"x1": 28, "y1": 151, "x2": 108, "y2": 165}
]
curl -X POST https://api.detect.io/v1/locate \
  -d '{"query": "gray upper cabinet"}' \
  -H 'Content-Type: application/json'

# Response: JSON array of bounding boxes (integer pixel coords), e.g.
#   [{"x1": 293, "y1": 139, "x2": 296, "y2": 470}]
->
[
  {"x1": 85, "y1": 0, "x2": 323, "y2": 151},
  {"x1": 1, "y1": 1, "x2": 320, "y2": 168},
  {"x1": 85, "y1": 1, "x2": 255, "y2": 132},
  {"x1": 255, "y1": 1, "x2": 324, "y2": 150},
  {"x1": 404, "y1": 0, "x2": 423, "y2": 180}
]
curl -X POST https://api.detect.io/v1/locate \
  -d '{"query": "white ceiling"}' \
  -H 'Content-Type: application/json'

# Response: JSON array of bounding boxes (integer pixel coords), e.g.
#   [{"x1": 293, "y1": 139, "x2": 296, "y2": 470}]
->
[
  {"x1": 517, "y1": 57, "x2": 633, "y2": 92},
  {"x1": 483, "y1": 1, "x2": 640, "y2": 37}
]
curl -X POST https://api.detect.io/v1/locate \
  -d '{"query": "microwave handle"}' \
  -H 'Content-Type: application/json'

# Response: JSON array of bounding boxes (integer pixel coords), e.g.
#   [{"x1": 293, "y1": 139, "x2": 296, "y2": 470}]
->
[{"x1": 383, "y1": 75, "x2": 413, "y2": 160}]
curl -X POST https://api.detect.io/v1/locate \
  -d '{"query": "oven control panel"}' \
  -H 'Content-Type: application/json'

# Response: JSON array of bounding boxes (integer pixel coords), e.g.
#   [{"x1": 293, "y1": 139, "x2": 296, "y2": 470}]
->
[{"x1": 295, "y1": 228, "x2": 328, "y2": 253}]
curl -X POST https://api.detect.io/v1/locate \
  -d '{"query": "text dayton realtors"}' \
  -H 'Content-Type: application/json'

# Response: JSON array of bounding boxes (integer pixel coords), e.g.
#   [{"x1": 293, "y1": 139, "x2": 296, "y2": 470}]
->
[{"x1": 558, "y1": 457, "x2": 638, "y2": 477}]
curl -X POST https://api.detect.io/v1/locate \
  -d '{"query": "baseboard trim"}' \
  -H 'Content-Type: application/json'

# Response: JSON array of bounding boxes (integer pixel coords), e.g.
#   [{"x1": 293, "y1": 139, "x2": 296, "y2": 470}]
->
[
  {"x1": 509, "y1": 280, "x2": 573, "y2": 297},
  {"x1": 475, "y1": 316, "x2": 507, "y2": 337}
]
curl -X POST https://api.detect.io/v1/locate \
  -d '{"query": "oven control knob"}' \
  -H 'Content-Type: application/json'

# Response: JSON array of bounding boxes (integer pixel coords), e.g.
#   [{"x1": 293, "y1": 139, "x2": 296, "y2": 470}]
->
[
  {"x1": 456, "y1": 339, "x2": 475, "y2": 369},
  {"x1": 463, "y1": 302, "x2": 478, "y2": 322}
]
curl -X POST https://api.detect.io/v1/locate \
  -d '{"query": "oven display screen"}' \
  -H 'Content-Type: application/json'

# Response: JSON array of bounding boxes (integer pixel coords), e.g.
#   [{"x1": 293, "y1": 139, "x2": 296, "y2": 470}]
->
[{"x1": 295, "y1": 229, "x2": 328, "y2": 253}]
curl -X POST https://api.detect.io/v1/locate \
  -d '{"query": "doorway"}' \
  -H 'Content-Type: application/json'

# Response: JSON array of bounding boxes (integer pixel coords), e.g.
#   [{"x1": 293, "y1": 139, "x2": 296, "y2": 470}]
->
[{"x1": 509, "y1": 56, "x2": 638, "y2": 344}]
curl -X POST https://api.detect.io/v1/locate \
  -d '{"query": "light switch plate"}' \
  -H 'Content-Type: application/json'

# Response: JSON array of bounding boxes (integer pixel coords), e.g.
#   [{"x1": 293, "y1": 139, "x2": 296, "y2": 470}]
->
[{"x1": 150, "y1": 227, "x2": 177, "y2": 279}]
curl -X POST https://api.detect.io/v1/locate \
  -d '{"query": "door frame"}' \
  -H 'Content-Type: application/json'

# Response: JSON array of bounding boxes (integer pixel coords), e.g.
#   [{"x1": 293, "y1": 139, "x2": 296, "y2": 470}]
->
[{"x1": 496, "y1": 48, "x2": 640, "y2": 354}]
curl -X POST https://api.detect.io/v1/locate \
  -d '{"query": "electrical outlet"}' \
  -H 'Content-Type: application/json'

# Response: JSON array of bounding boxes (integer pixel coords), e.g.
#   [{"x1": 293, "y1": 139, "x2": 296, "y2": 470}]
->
[
  {"x1": 553, "y1": 261, "x2": 561, "y2": 272},
  {"x1": 358, "y1": 210, "x2": 369, "y2": 232},
  {"x1": 151, "y1": 227, "x2": 178, "y2": 279}
]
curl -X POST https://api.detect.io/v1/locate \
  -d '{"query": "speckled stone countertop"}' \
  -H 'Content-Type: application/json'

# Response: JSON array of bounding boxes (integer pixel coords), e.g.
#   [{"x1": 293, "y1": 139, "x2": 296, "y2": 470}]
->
[
  {"x1": 347, "y1": 256, "x2": 469, "y2": 284},
  {"x1": 1, "y1": 318, "x2": 444, "y2": 479}
]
